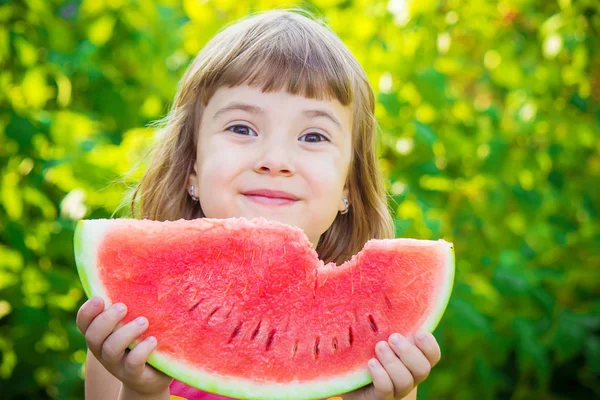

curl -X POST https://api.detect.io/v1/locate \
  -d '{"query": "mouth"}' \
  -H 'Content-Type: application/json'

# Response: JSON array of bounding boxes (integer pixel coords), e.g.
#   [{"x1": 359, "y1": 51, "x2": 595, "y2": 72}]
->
[{"x1": 242, "y1": 189, "x2": 300, "y2": 206}]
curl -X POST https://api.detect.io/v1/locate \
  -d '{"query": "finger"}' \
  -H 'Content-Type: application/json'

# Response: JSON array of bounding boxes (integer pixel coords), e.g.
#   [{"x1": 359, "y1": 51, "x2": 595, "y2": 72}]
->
[
  {"x1": 388, "y1": 333, "x2": 431, "y2": 385},
  {"x1": 101, "y1": 316, "x2": 149, "y2": 366},
  {"x1": 414, "y1": 331, "x2": 442, "y2": 367},
  {"x1": 85, "y1": 302, "x2": 128, "y2": 356},
  {"x1": 76, "y1": 297, "x2": 104, "y2": 334},
  {"x1": 375, "y1": 341, "x2": 414, "y2": 398},
  {"x1": 122, "y1": 335, "x2": 157, "y2": 380},
  {"x1": 368, "y1": 355, "x2": 395, "y2": 400}
]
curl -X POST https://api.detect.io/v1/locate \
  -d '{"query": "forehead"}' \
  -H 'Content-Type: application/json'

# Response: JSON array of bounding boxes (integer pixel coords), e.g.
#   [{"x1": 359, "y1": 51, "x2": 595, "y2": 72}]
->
[{"x1": 206, "y1": 85, "x2": 353, "y2": 130}]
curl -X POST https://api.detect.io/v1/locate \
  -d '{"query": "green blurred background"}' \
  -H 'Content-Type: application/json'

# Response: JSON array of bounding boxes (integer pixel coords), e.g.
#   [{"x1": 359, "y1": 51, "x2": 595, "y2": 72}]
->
[{"x1": 1, "y1": 0, "x2": 599, "y2": 398}]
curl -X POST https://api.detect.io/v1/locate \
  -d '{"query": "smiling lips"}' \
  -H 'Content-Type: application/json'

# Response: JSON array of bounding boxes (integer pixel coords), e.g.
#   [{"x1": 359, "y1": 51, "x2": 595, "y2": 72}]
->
[{"x1": 243, "y1": 189, "x2": 299, "y2": 206}]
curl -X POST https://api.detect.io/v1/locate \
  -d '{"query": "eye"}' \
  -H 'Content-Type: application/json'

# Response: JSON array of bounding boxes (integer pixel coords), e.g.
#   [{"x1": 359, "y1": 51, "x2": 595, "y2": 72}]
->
[
  {"x1": 299, "y1": 132, "x2": 329, "y2": 143},
  {"x1": 227, "y1": 124, "x2": 258, "y2": 136}
]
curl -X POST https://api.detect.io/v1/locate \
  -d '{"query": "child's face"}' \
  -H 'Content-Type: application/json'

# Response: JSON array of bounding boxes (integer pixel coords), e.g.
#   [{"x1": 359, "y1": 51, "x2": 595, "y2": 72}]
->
[{"x1": 188, "y1": 84, "x2": 353, "y2": 246}]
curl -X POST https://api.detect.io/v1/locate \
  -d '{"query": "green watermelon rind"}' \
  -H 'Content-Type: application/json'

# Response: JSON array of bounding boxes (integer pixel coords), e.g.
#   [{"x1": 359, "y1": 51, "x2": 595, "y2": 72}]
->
[
  {"x1": 421, "y1": 242, "x2": 455, "y2": 333},
  {"x1": 75, "y1": 220, "x2": 110, "y2": 302},
  {"x1": 74, "y1": 219, "x2": 455, "y2": 400},
  {"x1": 149, "y1": 351, "x2": 372, "y2": 400}
]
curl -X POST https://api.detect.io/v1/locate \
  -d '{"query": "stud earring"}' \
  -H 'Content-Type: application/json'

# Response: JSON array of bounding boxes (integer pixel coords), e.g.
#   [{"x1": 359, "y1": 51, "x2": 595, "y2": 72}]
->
[
  {"x1": 189, "y1": 185, "x2": 199, "y2": 202},
  {"x1": 340, "y1": 197, "x2": 349, "y2": 214}
]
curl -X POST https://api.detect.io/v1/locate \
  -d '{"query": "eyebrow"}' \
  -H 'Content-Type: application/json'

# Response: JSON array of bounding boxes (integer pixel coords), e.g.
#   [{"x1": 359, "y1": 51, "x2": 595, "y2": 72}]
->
[{"x1": 212, "y1": 102, "x2": 343, "y2": 130}]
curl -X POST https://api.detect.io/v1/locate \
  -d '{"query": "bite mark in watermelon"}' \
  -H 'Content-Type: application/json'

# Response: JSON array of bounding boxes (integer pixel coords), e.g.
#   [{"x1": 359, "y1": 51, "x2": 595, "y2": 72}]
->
[{"x1": 74, "y1": 217, "x2": 454, "y2": 399}]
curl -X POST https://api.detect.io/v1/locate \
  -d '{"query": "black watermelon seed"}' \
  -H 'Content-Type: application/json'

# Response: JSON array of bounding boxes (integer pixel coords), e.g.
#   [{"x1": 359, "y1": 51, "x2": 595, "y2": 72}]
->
[
  {"x1": 251, "y1": 320, "x2": 262, "y2": 340},
  {"x1": 368, "y1": 315, "x2": 378, "y2": 333},
  {"x1": 265, "y1": 329, "x2": 276, "y2": 351},
  {"x1": 228, "y1": 322, "x2": 243, "y2": 344}
]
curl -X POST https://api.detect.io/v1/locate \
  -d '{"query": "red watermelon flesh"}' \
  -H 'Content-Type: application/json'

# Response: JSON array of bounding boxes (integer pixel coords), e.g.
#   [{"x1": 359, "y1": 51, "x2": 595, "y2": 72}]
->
[{"x1": 74, "y1": 217, "x2": 454, "y2": 399}]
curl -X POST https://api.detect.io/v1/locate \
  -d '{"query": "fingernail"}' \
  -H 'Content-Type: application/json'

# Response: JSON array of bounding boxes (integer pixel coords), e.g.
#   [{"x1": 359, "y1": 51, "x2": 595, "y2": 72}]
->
[
  {"x1": 113, "y1": 303, "x2": 126, "y2": 313},
  {"x1": 368, "y1": 358, "x2": 378, "y2": 368},
  {"x1": 377, "y1": 341, "x2": 390, "y2": 354},
  {"x1": 390, "y1": 333, "x2": 402, "y2": 346},
  {"x1": 416, "y1": 331, "x2": 428, "y2": 341},
  {"x1": 136, "y1": 317, "x2": 148, "y2": 327},
  {"x1": 146, "y1": 336, "x2": 156, "y2": 345},
  {"x1": 91, "y1": 297, "x2": 101, "y2": 307}
]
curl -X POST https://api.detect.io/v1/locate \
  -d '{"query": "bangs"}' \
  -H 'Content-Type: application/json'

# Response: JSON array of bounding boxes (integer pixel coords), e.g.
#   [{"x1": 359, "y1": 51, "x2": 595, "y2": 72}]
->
[{"x1": 196, "y1": 12, "x2": 356, "y2": 107}]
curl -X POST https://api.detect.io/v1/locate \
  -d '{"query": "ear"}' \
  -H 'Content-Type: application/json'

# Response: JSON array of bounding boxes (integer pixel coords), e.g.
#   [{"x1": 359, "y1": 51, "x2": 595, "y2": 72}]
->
[
  {"x1": 187, "y1": 160, "x2": 198, "y2": 194},
  {"x1": 338, "y1": 187, "x2": 350, "y2": 212}
]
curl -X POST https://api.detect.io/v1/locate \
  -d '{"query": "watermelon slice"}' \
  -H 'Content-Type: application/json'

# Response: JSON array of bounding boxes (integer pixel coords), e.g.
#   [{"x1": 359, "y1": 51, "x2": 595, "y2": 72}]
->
[{"x1": 74, "y1": 217, "x2": 454, "y2": 399}]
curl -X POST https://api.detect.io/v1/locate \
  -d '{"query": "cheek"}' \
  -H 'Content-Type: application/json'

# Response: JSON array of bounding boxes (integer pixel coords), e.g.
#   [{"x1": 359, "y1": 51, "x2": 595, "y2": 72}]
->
[
  {"x1": 195, "y1": 139, "x2": 247, "y2": 210},
  {"x1": 198, "y1": 137, "x2": 247, "y2": 180},
  {"x1": 304, "y1": 154, "x2": 348, "y2": 195}
]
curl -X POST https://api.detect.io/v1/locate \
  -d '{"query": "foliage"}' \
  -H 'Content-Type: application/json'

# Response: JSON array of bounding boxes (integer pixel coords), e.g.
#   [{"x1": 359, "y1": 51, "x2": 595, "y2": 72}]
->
[{"x1": 0, "y1": 0, "x2": 598, "y2": 399}]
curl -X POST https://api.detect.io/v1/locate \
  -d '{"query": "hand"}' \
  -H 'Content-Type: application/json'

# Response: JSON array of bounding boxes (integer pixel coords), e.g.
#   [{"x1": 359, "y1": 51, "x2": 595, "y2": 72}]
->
[
  {"x1": 342, "y1": 331, "x2": 441, "y2": 400},
  {"x1": 76, "y1": 296, "x2": 173, "y2": 397}
]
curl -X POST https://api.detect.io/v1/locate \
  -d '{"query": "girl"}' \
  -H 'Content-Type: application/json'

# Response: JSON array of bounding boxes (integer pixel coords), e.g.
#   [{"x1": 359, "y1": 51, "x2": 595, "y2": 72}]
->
[{"x1": 76, "y1": 8, "x2": 441, "y2": 400}]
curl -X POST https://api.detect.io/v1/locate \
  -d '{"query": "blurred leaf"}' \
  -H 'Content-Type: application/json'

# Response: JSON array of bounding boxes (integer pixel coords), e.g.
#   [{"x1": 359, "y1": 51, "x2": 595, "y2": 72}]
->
[
  {"x1": 585, "y1": 335, "x2": 600, "y2": 374},
  {"x1": 492, "y1": 251, "x2": 534, "y2": 295},
  {"x1": 378, "y1": 92, "x2": 403, "y2": 116},
  {"x1": 450, "y1": 297, "x2": 492, "y2": 335},
  {"x1": 480, "y1": 137, "x2": 508, "y2": 173},
  {"x1": 552, "y1": 310, "x2": 600, "y2": 363},
  {"x1": 414, "y1": 121, "x2": 437, "y2": 147},
  {"x1": 514, "y1": 317, "x2": 550, "y2": 385},
  {"x1": 414, "y1": 68, "x2": 447, "y2": 107},
  {"x1": 6, "y1": 114, "x2": 37, "y2": 151}
]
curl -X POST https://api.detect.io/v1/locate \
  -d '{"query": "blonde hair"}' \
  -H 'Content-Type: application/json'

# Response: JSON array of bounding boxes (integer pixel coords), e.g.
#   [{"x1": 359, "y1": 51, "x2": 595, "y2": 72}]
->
[{"x1": 130, "y1": 8, "x2": 394, "y2": 264}]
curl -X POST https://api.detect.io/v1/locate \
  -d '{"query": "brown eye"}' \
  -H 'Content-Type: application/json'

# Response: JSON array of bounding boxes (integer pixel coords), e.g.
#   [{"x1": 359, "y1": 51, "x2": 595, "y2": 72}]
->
[
  {"x1": 227, "y1": 125, "x2": 258, "y2": 136},
  {"x1": 300, "y1": 133, "x2": 329, "y2": 143}
]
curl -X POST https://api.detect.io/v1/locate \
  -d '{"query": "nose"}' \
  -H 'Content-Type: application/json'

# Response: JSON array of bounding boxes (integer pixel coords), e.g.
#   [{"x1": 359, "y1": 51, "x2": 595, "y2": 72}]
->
[{"x1": 253, "y1": 137, "x2": 295, "y2": 176}]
